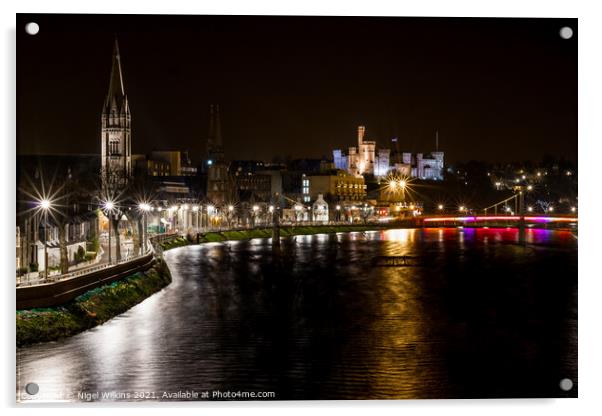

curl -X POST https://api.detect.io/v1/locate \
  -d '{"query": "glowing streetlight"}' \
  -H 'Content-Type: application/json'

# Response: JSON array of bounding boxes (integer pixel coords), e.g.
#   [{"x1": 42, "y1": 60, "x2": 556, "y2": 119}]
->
[
  {"x1": 138, "y1": 202, "x2": 151, "y2": 253},
  {"x1": 527, "y1": 185, "x2": 533, "y2": 191},
  {"x1": 103, "y1": 200, "x2": 115, "y2": 264},
  {"x1": 438, "y1": 204, "x2": 444, "y2": 210},
  {"x1": 459, "y1": 206, "x2": 465, "y2": 212},
  {"x1": 228, "y1": 205, "x2": 234, "y2": 212},
  {"x1": 571, "y1": 206, "x2": 576, "y2": 213},
  {"x1": 549, "y1": 206, "x2": 554, "y2": 212},
  {"x1": 39, "y1": 199, "x2": 51, "y2": 279},
  {"x1": 252, "y1": 205, "x2": 259, "y2": 212},
  {"x1": 527, "y1": 206, "x2": 533, "y2": 212}
]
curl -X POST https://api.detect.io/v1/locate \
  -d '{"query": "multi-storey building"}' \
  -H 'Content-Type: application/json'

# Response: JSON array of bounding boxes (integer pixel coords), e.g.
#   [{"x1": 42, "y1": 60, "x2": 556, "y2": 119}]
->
[{"x1": 308, "y1": 170, "x2": 367, "y2": 202}]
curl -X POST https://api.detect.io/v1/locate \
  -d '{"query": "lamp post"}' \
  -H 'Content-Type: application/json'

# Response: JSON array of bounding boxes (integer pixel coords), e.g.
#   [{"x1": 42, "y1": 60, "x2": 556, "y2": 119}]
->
[
  {"x1": 228, "y1": 205, "x2": 234, "y2": 228},
  {"x1": 139, "y1": 202, "x2": 151, "y2": 253},
  {"x1": 207, "y1": 205, "x2": 215, "y2": 230},
  {"x1": 39, "y1": 199, "x2": 50, "y2": 279},
  {"x1": 252, "y1": 205, "x2": 259, "y2": 227},
  {"x1": 103, "y1": 200, "x2": 114, "y2": 264},
  {"x1": 192, "y1": 205, "x2": 199, "y2": 231}
]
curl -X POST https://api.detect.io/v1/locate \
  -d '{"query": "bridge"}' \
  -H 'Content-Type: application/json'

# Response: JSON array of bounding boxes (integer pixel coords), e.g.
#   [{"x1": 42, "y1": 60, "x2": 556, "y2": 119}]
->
[{"x1": 422, "y1": 215, "x2": 578, "y2": 225}]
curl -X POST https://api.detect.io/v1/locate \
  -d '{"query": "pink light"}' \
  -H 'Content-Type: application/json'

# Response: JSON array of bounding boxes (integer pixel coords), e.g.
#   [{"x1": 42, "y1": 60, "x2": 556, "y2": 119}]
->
[
  {"x1": 525, "y1": 216, "x2": 578, "y2": 223},
  {"x1": 423, "y1": 215, "x2": 577, "y2": 223}
]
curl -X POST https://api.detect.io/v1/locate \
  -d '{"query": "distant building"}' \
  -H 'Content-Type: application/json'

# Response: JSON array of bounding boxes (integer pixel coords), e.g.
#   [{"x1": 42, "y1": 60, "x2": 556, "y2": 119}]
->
[
  {"x1": 312, "y1": 194, "x2": 329, "y2": 223},
  {"x1": 402, "y1": 152, "x2": 444, "y2": 180},
  {"x1": 132, "y1": 154, "x2": 171, "y2": 177},
  {"x1": 205, "y1": 104, "x2": 231, "y2": 205},
  {"x1": 374, "y1": 148, "x2": 391, "y2": 177},
  {"x1": 308, "y1": 170, "x2": 367, "y2": 202},
  {"x1": 150, "y1": 150, "x2": 197, "y2": 176}
]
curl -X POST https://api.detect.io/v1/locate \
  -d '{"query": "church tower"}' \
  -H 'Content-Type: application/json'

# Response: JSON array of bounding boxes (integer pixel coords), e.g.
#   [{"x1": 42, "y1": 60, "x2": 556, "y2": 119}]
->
[
  {"x1": 206, "y1": 104, "x2": 229, "y2": 205},
  {"x1": 101, "y1": 38, "x2": 132, "y2": 188}
]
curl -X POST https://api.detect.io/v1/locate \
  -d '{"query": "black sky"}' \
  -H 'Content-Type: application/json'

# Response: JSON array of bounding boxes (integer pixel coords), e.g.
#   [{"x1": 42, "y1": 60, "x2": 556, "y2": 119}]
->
[{"x1": 17, "y1": 14, "x2": 577, "y2": 164}]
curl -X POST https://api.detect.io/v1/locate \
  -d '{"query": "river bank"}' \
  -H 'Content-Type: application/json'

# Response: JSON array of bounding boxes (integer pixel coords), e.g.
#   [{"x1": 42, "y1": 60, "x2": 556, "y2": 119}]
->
[
  {"x1": 160, "y1": 224, "x2": 386, "y2": 250},
  {"x1": 16, "y1": 259, "x2": 172, "y2": 347}
]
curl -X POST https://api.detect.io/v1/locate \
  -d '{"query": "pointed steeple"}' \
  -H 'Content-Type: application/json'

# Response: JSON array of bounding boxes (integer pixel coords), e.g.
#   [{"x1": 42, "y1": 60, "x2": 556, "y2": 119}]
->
[
  {"x1": 214, "y1": 104, "x2": 222, "y2": 147},
  {"x1": 105, "y1": 37, "x2": 127, "y2": 111},
  {"x1": 207, "y1": 104, "x2": 224, "y2": 162}
]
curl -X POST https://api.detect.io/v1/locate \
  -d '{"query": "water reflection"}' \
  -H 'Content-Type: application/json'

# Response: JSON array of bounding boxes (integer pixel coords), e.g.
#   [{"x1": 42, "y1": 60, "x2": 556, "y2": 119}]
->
[{"x1": 17, "y1": 228, "x2": 577, "y2": 401}]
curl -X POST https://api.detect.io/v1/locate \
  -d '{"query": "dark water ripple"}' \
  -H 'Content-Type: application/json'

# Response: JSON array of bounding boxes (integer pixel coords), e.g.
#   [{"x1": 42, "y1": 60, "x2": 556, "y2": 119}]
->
[{"x1": 17, "y1": 228, "x2": 577, "y2": 401}]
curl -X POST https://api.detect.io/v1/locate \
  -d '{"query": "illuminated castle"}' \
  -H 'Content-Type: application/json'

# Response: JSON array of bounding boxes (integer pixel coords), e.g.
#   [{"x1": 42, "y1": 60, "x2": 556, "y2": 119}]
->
[
  {"x1": 334, "y1": 126, "x2": 390, "y2": 177},
  {"x1": 333, "y1": 126, "x2": 444, "y2": 180}
]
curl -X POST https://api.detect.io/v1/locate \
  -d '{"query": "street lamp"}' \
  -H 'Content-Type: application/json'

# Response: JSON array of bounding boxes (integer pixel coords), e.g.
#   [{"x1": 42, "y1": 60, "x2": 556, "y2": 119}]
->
[
  {"x1": 138, "y1": 202, "x2": 151, "y2": 253},
  {"x1": 207, "y1": 205, "x2": 215, "y2": 229},
  {"x1": 39, "y1": 199, "x2": 51, "y2": 279},
  {"x1": 252, "y1": 205, "x2": 259, "y2": 227},
  {"x1": 103, "y1": 200, "x2": 115, "y2": 264},
  {"x1": 438, "y1": 204, "x2": 444, "y2": 211}
]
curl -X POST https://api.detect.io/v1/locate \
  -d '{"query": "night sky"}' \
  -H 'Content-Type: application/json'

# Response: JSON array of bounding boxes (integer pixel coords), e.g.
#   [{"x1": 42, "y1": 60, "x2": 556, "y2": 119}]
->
[{"x1": 17, "y1": 14, "x2": 577, "y2": 164}]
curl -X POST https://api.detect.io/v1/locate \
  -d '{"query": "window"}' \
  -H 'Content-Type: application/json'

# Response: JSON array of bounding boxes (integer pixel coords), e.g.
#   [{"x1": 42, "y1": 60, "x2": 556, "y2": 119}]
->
[
  {"x1": 302, "y1": 179, "x2": 309, "y2": 195},
  {"x1": 109, "y1": 139, "x2": 119, "y2": 155}
]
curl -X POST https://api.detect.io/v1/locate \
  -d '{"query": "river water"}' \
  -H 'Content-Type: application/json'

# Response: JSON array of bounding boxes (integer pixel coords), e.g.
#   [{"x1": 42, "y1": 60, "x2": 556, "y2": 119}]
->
[{"x1": 17, "y1": 228, "x2": 577, "y2": 401}]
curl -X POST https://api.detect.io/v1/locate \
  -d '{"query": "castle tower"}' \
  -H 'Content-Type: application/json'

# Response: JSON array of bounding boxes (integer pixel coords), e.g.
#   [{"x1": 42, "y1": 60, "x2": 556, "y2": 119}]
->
[
  {"x1": 358, "y1": 125, "x2": 366, "y2": 145},
  {"x1": 206, "y1": 104, "x2": 230, "y2": 205},
  {"x1": 101, "y1": 38, "x2": 131, "y2": 188}
]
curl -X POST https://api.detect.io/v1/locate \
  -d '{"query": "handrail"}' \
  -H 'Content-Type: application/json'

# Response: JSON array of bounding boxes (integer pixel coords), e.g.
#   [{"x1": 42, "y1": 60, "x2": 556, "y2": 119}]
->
[{"x1": 17, "y1": 245, "x2": 154, "y2": 288}]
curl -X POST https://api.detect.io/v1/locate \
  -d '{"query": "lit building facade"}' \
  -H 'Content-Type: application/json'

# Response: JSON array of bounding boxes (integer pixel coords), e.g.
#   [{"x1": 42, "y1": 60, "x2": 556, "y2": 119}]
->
[
  {"x1": 308, "y1": 170, "x2": 367, "y2": 202},
  {"x1": 402, "y1": 152, "x2": 444, "y2": 180}
]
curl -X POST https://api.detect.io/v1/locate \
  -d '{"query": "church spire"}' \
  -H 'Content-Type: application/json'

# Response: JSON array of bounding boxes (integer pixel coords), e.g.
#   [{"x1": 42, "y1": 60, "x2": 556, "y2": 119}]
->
[
  {"x1": 106, "y1": 37, "x2": 125, "y2": 106},
  {"x1": 207, "y1": 104, "x2": 224, "y2": 162}
]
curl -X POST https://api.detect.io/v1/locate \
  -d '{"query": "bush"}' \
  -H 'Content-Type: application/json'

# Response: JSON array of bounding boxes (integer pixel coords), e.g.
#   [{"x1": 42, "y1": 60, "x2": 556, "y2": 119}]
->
[
  {"x1": 75, "y1": 246, "x2": 86, "y2": 262},
  {"x1": 88, "y1": 237, "x2": 100, "y2": 253},
  {"x1": 16, "y1": 267, "x2": 28, "y2": 276},
  {"x1": 29, "y1": 262, "x2": 38, "y2": 272},
  {"x1": 84, "y1": 252, "x2": 97, "y2": 262}
]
